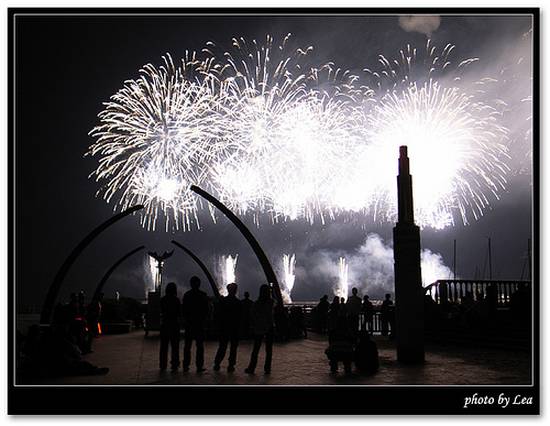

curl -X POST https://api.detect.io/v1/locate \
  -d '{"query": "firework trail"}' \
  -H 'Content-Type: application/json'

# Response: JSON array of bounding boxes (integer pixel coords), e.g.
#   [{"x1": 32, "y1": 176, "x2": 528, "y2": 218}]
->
[
  {"x1": 144, "y1": 254, "x2": 157, "y2": 295},
  {"x1": 217, "y1": 254, "x2": 238, "y2": 296},
  {"x1": 335, "y1": 257, "x2": 349, "y2": 301},
  {"x1": 281, "y1": 253, "x2": 296, "y2": 303}
]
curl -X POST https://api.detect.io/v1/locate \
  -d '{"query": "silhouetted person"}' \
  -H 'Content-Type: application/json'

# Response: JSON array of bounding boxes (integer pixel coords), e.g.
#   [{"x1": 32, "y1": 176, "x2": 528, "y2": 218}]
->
[
  {"x1": 361, "y1": 295, "x2": 374, "y2": 334},
  {"x1": 159, "y1": 282, "x2": 181, "y2": 371},
  {"x1": 354, "y1": 330, "x2": 379, "y2": 375},
  {"x1": 87, "y1": 292, "x2": 103, "y2": 337},
  {"x1": 82, "y1": 292, "x2": 103, "y2": 354},
  {"x1": 245, "y1": 284, "x2": 274, "y2": 374},
  {"x1": 316, "y1": 295, "x2": 330, "y2": 333},
  {"x1": 274, "y1": 304, "x2": 290, "y2": 341},
  {"x1": 381, "y1": 293, "x2": 393, "y2": 337},
  {"x1": 67, "y1": 293, "x2": 78, "y2": 320},
  {"x1": 77, "y1": 290, "x2": 87, "y2": 317},
  {"x1": 24, "y1": 319, "x2": 109, "y2": 377},
  {"x1": 182, "y1": 276, "x2": 209, "y2": 372},
  {"x1": 328, "y1": 296, "x2": 341, "y2": 331},
  {"x1": 325, "y1": 315, "x2": 354, "y2": 374},
  {"x1": 346, "y1": 287, "x2": 362, "y2": 333},
  {"x1": 289, "y1": 305, "x2": 307, "y2": 338},
  {"x1": 241, "y1": 291, "x2": 253, "y2": 339},
  {"x1": 214, "y1": 283, "x2": 242, "y2": 372},
  {"x1": 67, "y1": 292, "x2": 89, "y2": 354}
]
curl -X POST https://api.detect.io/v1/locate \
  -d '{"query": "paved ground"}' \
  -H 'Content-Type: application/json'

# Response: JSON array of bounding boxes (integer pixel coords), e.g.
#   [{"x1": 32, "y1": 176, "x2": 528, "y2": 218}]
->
[{"x1": 19, "y1": 330, "x2": 531, "y2": 386}]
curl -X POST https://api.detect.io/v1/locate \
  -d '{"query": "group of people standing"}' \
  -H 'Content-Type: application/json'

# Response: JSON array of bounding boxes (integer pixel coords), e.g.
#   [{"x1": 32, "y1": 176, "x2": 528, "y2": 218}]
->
[
  {"x1": 159, "y1": 277, "x2": 275, "y2": 374},
  {"x1": 314, "y1": 288, "x2": 395, "y2": 337},
  {"x1": 321, "y1": 287, "x2": 383, "y2": 374}
]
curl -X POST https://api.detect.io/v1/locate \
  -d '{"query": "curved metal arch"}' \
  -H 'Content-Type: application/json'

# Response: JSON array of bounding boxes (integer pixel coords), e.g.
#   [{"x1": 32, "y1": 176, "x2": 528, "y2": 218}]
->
[
  {"x1": 171, "y1": 240, "x2": 220, "y2": 299},
  {"x1": 40, "y1": 205, "x2": 144, "y2": 324},
  {"x1": 92, "y1": 245, "x2": 146, "y2": 303},
  {"x1": 189, "y1": 185, "x2": 283, "y2": 306}
]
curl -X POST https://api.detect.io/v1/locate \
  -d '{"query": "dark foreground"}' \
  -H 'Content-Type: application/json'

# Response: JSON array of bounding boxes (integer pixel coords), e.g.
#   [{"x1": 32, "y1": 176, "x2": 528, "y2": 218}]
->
[{"x1": 17, "y1": 330, "x2": 531, "y2": 386}]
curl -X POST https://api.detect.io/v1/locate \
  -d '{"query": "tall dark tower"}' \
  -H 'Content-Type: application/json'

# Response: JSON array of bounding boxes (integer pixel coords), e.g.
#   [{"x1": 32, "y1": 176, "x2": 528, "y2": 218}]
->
[{"x1": 393, "y1": 146, "x2": 425, "y2": 363}]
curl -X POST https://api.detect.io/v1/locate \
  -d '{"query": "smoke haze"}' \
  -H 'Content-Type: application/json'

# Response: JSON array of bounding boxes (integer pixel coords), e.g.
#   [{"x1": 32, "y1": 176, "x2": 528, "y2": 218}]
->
[{"x1": 398, "y1": 15, "x2": 441, "y2": 36}]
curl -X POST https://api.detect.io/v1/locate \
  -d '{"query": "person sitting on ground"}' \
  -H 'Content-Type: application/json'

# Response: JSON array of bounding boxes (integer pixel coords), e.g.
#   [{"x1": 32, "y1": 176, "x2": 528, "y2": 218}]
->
[
  {"x1": 325, "y1": 315, "x2": 355, "y2": 374},
  {"x1": 159, "y1": 282, "x2": 181, "y2": 371},
  {"x1": 354, "y1": 330, "x2": 379, "y2": 375},
  {"x1": 24, "y1": 319, "x2": 109, "y2": 377},
  {"x1": 245, "y1": 284, "x2": 275, "y2": 374},
  {"x1": 181, "y1": 276, "x2": 209, "y2": 372},
  {"x1": 214, "y1": 283, "x2": 242, "y2": 372}
]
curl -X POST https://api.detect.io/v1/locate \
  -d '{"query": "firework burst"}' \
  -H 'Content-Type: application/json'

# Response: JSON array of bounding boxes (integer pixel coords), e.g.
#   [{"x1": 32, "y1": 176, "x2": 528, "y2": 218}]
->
[
  {"x1": 88, "y1": 36, "x2": 514, "y2": 231},
  {"x1": 209, "y1": 35, "x2": 361, "y2": 223},
  {"x1": 87, "y1": 53, "x2": 231, "y2": 231},
  {"x1": 353, "y1": 41, "x2": 510, "y2": 228}
]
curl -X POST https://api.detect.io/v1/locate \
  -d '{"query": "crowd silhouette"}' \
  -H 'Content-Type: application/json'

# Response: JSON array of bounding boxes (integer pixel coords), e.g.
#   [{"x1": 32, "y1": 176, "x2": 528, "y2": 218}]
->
[
  {"x1": 317, "y1": 287, "x2": 381, "y2": 374},
  {"x1": 17, "y1": 278, "x2": 531, "y2": 381},
  {"x1": 157, "y1": 279, "x2": 380, "y2": 375},
  {"x1": 18, "y1": 290, "x2": 109, "y2": 377}
]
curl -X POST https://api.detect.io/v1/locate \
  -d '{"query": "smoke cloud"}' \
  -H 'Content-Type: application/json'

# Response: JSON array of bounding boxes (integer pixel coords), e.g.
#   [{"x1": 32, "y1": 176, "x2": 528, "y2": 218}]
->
[
  {"x1": 292, "y1": 232, "x2": 453, "y2": 301},
  {"x1": 398, "y1": 15, "x2": 441, "y2": 36}
]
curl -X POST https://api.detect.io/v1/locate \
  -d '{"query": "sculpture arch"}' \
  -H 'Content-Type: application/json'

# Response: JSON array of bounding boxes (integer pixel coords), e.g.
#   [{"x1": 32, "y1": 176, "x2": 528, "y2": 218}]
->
[
  {"x1": 92, "y1": 245, "x2": 146, "y2": 303},
  {"x1": 190, "y1": 185, "x2": 283, "y2": 305},
  {"x1": 40, "y1": 205, "x2": 144, "y2": 324},
  {"x1": 171, "y1": 240, "x2": 220, "y2": 299}
]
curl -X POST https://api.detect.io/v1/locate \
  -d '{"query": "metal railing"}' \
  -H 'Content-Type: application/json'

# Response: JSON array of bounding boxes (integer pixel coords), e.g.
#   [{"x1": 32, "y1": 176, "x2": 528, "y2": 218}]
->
[{"x1": 424, "y1": 279, "x2": 530, "y2": 306}]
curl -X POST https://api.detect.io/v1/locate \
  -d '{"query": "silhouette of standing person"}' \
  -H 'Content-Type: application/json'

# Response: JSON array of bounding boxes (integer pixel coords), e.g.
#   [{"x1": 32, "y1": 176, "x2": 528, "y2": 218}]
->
[
  {"x1": 361, "y1": 295, "x2": 374, "y2": 334},
  {"x1": 87, "y1": 292, "x2": 103, "y2": 337},
  {"x1": 245, "y1": 284, "x2": 274, "y2": 374},
  {"x1": 159, "y1": 282, "x2": 181, "y2": 371},
  {"x1": 214, "y1": 283, "x2": 242, "y2": 372},
  {"x1": 346, "y1": 287, "x2": 362, "y2": 333},
  {"x1": 181, "y1": 276, "x2": 209, "y2": 372},
  {"x1": 316, "y1": 295, "x2": 330, "y2": 333},
  {"x1": 381, "y1": 293, "x2": 393, "y2": 337},
  {"x1": 328, "y1": 296, "x2": 341, "y2": 331},
  {"x1": 241, "y1": 291, "x2": 253, "y2": 339}
]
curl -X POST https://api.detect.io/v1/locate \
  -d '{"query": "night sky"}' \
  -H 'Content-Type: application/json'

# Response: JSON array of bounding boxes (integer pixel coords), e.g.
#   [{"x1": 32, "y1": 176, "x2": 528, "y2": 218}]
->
[{"x1": 15, "y1": 13, "x2": 534, "y2": 308}]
